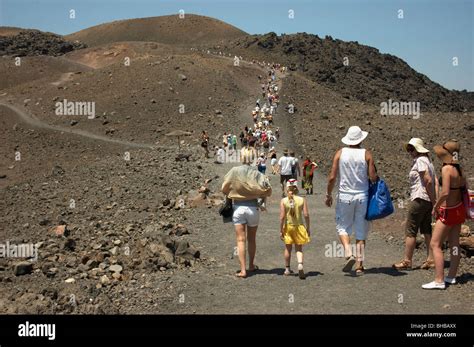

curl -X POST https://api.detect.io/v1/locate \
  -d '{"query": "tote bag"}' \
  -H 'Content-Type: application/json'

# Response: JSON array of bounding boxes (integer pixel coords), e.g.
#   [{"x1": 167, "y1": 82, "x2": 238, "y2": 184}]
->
[{"x1": 366, "y1": 179, "x2": 394, "y2": 221}]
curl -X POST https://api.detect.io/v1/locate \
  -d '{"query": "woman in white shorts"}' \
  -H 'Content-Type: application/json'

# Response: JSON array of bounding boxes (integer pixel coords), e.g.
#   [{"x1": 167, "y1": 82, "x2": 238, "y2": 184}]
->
[
  {"x1": 325, "y1": 126, "x2": 377, "y2": 275},
  {"x1": 221, "y1": 148, "x2": 272, "y2": 278}
]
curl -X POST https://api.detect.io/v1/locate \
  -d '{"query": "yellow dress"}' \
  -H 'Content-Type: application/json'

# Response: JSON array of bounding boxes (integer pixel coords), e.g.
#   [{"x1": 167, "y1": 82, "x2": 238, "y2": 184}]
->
[{"x1": 282, "y1": 196, "x2": 310, "y2": 245}]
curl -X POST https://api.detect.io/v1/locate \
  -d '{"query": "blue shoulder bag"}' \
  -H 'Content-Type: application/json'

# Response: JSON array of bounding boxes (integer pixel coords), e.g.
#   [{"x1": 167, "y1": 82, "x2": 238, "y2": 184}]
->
[{"x1": 366, "y1": 179, "x2": 394, "y2": 221}]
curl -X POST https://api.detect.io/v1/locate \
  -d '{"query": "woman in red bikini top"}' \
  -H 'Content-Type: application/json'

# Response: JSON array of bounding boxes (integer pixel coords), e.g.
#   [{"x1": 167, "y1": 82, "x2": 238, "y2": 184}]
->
[
  {"x1": 433, "y1": 144, "x2": 466, "y2": 226},
  {"x1": 422, "y1": 140, "x2": 466, "y2": 290}
]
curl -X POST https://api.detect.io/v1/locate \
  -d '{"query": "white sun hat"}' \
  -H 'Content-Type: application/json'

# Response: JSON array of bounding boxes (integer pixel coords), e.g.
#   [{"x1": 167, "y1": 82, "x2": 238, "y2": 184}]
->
[
  {"x1": 404, "y1": 138, "x2": 429, "y2": 153},
  {"x1": 341, "y1": 126, "x2": 369, "y2": 145}
]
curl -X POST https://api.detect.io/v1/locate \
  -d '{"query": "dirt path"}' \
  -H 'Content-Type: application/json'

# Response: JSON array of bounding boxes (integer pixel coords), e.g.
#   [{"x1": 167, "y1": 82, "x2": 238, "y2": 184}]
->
[
  {"x1": 0, "y1": 101, "x2": 154, "y2": 149},
  {"x1": 165, "y1": 70, "x2": 471, "y2": 314}
]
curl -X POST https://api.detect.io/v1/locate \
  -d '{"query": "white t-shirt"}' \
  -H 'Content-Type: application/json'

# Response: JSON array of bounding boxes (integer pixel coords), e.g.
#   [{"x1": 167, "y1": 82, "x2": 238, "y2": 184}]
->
[
  {"x1": 278, "y1": 156, "x2": 294, "y2": 176},
  {"x1": 409, "y1": 156, "x2": 435, "y2": 202}
]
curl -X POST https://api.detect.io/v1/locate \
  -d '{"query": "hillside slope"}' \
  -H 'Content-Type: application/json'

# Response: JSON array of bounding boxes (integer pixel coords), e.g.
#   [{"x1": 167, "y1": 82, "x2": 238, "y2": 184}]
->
[{"x1": 66, "y1": 14, "x2": 247, "y2": 47}]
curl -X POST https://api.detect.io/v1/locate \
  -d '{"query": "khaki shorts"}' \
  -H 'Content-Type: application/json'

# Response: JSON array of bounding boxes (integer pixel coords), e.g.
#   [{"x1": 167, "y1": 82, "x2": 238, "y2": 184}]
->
[{"x1": 406, "y1": 198, "x2": 433, "y2": 237}]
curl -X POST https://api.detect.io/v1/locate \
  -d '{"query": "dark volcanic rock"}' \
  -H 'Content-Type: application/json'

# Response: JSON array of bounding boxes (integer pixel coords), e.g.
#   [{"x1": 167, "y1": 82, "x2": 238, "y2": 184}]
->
[
  {"x1": 0, "y1": 30, "x2": 87, "y2": 57},
  {"x1": 227, "y1": 33, "x2": 474, "y2": 111}
]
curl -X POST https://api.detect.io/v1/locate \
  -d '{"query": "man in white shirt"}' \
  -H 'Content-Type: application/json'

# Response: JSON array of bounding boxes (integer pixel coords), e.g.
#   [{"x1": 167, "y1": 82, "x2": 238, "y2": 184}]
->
[
  {"x1": 325, "y1": 126, "x2": 377, "y2": 275},
  {"x1": 278, "y1": 149, "x2": 295, "y2": 197}
]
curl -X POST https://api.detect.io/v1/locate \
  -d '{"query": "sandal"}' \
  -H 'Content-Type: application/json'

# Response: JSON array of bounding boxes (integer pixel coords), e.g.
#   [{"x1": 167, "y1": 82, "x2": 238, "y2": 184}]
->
[
  {"x1": 342, "y1": 255, "x2": 356, "y2": 272},
  {"x1": 284, "y1": 268, "x2": 294, "y2": 276},
  {"x1": 248, "y1": 265, "x2": 259, "y2": 272},
  {"x1": 392, "y1": 259, "x2": 412, "y2": 271},
  {"x1": 355, "y1": 266, "x2": 365, "y2": 276},
  {"x1": 235, "y1": 271, "x2": 247, "y2": 278},
  {"x1": 420, "y1": 260, "x2": 435, "y2": 270}
]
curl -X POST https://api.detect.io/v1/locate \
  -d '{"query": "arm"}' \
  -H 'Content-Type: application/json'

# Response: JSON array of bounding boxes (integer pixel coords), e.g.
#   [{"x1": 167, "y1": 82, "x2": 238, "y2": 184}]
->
[
  {"x1": 303, "y1": 198, "x2": 310, "y2": 236},
  {"x1": 221, "y1": 180, "x2": 231, "y2": 196},
  {"x1": 433, "y1": 166, "x2": 451, "y2": 216},
  {"x1": 296, "y1": 161, "x2": 301, "y2": 177},
  {"x1": 325, "y1": 149, "x2": 341, "y2": 207},
  {"x1": 421, "y1": 170, "x2": 435, "y2": 204},
  {"x1": 434, "y1": 175, "x2": 440, "y2": 201},
  {"x1": 279, "y1": 199, "x2": 286, "y2": 240},
  {"x1": 365, "y1": 150, "x2": 378, "y2": 183},
  {"x1": 221, "y1": 170, "x2": 233, "y2": 195}
]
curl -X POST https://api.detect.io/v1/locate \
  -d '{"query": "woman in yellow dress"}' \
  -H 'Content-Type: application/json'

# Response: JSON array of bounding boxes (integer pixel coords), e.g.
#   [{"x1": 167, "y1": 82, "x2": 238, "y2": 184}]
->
[{"x1": 279, "y1": 179, "x2": 311, "y2": 279}]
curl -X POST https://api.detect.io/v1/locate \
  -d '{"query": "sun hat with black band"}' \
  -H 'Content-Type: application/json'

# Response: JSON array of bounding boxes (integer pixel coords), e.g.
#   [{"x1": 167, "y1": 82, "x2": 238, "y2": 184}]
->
[{"x1": 433, "y1": 139, "x2": 460, "y2": 164}]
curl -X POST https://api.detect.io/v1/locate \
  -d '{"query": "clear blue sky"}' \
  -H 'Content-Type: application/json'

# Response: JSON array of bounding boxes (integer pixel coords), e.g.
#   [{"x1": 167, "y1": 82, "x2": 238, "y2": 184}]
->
[{"x1": 1, "y1": 0, "x2": 472, "y2": 91}]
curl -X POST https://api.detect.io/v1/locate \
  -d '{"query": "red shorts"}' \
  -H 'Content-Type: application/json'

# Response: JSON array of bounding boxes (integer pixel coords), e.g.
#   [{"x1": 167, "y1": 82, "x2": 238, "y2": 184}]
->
[{"x1": 437, "y1": 202, "x2": 466, "y2": 226}]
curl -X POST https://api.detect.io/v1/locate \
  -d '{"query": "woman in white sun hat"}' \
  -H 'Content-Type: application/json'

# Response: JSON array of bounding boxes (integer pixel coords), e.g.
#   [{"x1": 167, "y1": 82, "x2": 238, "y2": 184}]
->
[
  {"x1": 325, "y1": 126, "x2": 377, "y2": 275},
  {"x1": 393, "y1": 138, "x2": 436, "y2": 272}
]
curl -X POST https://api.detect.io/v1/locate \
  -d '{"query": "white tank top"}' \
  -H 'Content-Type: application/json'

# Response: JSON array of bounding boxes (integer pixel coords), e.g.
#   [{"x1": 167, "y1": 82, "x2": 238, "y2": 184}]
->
[{"x1": 338, "y1": 148, "x2": 369, "y2": 194}]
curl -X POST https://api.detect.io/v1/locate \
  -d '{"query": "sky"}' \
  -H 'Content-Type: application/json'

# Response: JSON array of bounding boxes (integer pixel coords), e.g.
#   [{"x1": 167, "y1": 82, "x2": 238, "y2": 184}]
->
[{"x1": 1, "y1": 0, "x2": 472, "y2": 91}]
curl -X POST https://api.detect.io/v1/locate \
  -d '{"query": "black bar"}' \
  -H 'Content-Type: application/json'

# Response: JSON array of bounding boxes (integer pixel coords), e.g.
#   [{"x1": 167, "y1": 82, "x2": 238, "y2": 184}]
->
[{"x1": 0, "y1": 315, "x2": 472, "y2": 345}]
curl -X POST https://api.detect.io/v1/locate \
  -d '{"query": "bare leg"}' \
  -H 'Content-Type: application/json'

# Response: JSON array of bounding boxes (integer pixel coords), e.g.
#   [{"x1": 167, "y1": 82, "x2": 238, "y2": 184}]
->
[
  {"x1": 295, "y1": 245, "x2": 304, "y2": 266},
  {"x1": 423, "y1": 234, "x2": 434, "y2": 262},
  {"x1": 430, "y1": 220, "x2": 449, "y2": 283},
  {"x1": 356, "y1": 239, "x2": 366, "y2": 267},
  {"x1": 284, "y1": 244, "x2": 292, "y2": 267},
  {"x1": 404, "y1": 236, "x2": 416, "y2": 262},
  {"x1": 339, "y1": 234, "x2": 352, "y2": 258},
  {"x1": 447, "y1": 224, "x2": 461, "y2": 279},
  {"x1": 235, "y1": 224, "x2": 247, "y2": 277},
  {"x1": 247, "y1": 225, "x2": 258, "y2": 271}
]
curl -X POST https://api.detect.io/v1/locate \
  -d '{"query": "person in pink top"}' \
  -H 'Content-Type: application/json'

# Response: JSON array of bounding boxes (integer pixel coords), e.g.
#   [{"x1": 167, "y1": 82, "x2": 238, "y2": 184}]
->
[{"x1": 393, "y1": 138, "x2": 436, "y2": 271}]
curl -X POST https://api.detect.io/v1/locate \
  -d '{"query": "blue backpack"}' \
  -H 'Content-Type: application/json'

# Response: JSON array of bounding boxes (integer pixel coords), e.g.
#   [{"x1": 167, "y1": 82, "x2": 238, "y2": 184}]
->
[{"x1": 366, "y1": 179, "x2": 394, "y2": 221}]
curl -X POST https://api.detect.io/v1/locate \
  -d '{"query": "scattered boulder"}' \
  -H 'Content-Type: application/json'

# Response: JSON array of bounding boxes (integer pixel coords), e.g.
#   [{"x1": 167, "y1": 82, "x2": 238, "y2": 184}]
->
[
  {"x1": 13, "y1": 262, "x2": 33, "y2": 276},
  {"x1": 109, "y1": 264, "x2": 123, "y2": 273},
  {"x1": 51, "y1": 225, "x2": 69, "y2": 237}
]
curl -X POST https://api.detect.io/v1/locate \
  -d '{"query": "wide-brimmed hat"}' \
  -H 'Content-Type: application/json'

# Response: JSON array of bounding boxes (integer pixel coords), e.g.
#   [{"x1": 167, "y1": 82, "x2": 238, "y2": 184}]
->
[
  {"x1": 341, "y1": 126, "x2": 368, "y2": 145},
  {"x1": 433, "y1": 140, "x2": 460, "y2": 163},
  {"x1": 283, "y1": 149, "x2": 289, "y2": 155},
  {"x1": 404, "y1": 138, "x2": 429, "y2": 153}
]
